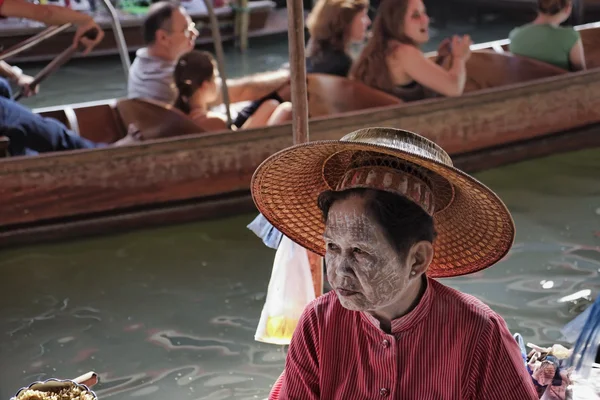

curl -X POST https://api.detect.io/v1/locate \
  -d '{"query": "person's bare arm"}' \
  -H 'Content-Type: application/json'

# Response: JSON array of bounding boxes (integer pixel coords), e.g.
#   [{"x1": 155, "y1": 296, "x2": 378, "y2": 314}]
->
[
  {"x1": 1, "y1": 0, "x2": 104, "y2": 54},
  {"x1": 0, "y1": 61, "x2": 37, "y2": 97},
  {"x1": 0, "y1": 61, "x2": 20, "y2": 81},
  {"x1": 209, "y1": 69, "x2": 290, "y2": 106},
  {"x1": 569, "y1": 38, "x2": 586, "y2": 71},
  {"x1": 400, "y1": 35, "x2": 471, "y2": 97}
]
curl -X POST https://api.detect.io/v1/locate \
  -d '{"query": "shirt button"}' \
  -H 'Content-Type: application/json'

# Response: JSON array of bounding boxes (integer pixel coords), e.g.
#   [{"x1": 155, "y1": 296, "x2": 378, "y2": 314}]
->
[
  {"x1": 382, "y1": 339, "x2": 390, "y2": 348},
  {"x1": 380, "y1": 388, "x2": 389, "y2": 396}
]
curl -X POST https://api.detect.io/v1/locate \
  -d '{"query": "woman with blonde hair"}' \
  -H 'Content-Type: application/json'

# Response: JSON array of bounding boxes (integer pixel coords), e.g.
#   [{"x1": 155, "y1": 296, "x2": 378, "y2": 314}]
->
[
  {"x1": 232, "y1": 0, "x2": 371, "y2": 128},
  {"x1": 509, "y1": 0, "x2": 586, "y2": 71},
  {"x1": 351, "y1": 0, "x2": 472, "y2": 101},
  {"x1": 174, "y1": 51, "x2": 292, "y2": 132},
  {"x1": 305, "y1": 0, "x2": 371, "y2": 76}
]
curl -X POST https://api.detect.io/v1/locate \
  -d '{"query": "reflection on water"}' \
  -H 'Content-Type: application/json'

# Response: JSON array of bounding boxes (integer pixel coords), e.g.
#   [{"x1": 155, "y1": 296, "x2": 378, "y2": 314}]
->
[{"x1": 0, "y1": 148, "x2": 599, "y2": 399}]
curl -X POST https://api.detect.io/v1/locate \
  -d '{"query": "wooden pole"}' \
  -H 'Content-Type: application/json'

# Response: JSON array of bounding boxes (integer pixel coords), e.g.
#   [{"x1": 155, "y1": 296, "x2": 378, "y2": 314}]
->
[
  {"x1": 286, "y1": 0, "x2": 309, "y2": 145},
  {"x1": 203, "y1": 0, "x2": 232, "y2": 127},
  {"x1": 285, "y1": 0, "x2": 322, "y2": 297}
]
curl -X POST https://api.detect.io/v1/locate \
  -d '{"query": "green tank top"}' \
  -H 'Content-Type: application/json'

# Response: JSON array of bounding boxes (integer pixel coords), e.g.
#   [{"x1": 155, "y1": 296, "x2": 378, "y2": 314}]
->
[{"x1": 508, "y1": 23, "x2": 580, "y2": 70}]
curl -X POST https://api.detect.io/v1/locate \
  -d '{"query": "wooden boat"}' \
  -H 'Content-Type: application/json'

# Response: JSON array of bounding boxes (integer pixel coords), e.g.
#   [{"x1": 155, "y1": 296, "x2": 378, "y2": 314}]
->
[
  {"x1": 0, "y1": 0, "x2": 278, "y2": 63},
  {"x1": 2, "y1": 22, "x2": 600, "y2": 247}
]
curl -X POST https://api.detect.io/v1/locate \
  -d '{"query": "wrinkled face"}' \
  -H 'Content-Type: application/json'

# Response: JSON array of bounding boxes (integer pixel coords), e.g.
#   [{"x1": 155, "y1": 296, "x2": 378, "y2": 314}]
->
[
  {"x1": 403, "y1": 0, "x2": 430, "y2": 44},
  {"x1": 323, "y1": 195, "x2": 413, "y2": 312},
  {"x1": 165, "y1": 8, "x2": 199, "y2": 60},
  {"x1": 349, "y1": 8, "x2": 371, "y2": 43}
]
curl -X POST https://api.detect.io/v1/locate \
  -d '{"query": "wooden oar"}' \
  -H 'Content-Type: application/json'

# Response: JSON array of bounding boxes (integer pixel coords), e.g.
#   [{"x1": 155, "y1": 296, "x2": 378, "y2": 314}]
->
[
  {"x1": 0, "y1": 24, "x2": 72, "y2": 62},
  {"x1": 285, "y1": 0, "x2": 323, "y2": 297},
  {"x1": 12, "y1": 29, "x2": 97, "y2": 101}
]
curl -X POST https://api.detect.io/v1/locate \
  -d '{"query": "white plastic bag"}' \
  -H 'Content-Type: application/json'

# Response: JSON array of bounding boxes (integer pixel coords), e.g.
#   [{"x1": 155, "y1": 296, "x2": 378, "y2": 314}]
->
[{"x1": 255, "y1": 235, "x2": 316, "y2": 345}]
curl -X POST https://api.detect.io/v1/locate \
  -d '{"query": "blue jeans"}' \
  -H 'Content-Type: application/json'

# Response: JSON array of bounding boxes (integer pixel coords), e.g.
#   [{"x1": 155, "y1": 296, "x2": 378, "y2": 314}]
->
[
  {"x1": 0, "y1": 96, "x2": 105, "y2": 156},
  {"x1": 0, "y1": 77, "x2": 12, "y2": 99}
]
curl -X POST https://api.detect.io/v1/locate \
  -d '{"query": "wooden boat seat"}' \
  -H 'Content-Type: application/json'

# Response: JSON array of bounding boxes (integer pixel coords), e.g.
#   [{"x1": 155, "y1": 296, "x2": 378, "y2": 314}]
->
[
  {"x1": 464, "y1": 50, "x2": 568, "y2": 93},
  {"x1": 306, "y1": 73, "x2": 402, "y2": 118},
  {"x1": 115, "y1": 98, "x2": 206, "y2": 140},
  {"x1": 74, "y1": 101, "x2": 126, "y2": 144},
  {"x1": 580, "y1": 27, "x2": 600, "y2": 69}
]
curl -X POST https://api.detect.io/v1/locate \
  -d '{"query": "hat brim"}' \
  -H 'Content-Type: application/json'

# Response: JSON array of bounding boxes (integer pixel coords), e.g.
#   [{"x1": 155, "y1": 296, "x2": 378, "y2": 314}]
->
[{"x1": 251, "y1": 140, "x2": 515, "y2": 278}]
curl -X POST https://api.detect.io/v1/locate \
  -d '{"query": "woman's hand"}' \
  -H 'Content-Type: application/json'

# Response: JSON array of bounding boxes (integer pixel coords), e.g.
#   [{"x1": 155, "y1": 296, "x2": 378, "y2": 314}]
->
[
  {"x1": 437, "y1": 38, "x2": 452, "y2": 59},
  {"x1": 73, "y1": 18, "x2": 105, "y2": 55},
  {"x1": 451, "y1": 35, "x2": 472, "y2": 62}
]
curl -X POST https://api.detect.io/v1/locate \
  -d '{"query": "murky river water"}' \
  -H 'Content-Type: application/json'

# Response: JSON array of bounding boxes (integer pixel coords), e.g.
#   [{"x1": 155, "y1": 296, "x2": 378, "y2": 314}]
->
[
  {"x1": 1, "y1": 7, "x2": 599, "y2": 400},
  {"x1": 0, "y1": 148, "x2": 598, "y2": 399}
]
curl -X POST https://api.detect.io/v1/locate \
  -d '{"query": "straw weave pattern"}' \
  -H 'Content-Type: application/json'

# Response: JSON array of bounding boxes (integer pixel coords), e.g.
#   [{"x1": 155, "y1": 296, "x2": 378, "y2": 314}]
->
[{"x1": 252, "y1": 128, "x2": 515, "y2": 278}]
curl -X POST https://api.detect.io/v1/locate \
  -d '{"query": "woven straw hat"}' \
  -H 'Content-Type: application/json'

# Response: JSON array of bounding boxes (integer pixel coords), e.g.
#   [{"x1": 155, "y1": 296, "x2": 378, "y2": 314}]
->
[{"x1": 251, "y1": 127, "x2": 515, "y2": 278}]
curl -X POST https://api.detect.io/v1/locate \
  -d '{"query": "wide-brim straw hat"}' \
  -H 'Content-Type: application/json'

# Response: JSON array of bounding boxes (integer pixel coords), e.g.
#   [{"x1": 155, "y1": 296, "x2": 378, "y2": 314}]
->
[{"x1": 251, "y1": 127, "x2": 515, "y2": 278}]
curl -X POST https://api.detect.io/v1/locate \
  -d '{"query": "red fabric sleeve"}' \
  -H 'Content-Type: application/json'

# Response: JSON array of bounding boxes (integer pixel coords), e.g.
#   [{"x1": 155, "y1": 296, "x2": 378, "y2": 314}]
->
[
  {"x1": 268, "y1": 302, "x2": 320, "y2": 400},
  {"x1": 468, "y1": 313, "x2": 539, "y2": 400}
]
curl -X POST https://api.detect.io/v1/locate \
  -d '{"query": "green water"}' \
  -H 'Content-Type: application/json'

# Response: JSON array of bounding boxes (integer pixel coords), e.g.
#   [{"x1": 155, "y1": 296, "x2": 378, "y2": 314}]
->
[{"x1": 0, "y1": 148, "x2": 598, "y2": 399}]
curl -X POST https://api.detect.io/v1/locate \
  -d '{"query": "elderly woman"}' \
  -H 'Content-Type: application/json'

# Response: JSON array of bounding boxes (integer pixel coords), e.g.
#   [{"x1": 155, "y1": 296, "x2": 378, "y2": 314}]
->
[{"x1": 252, "y1": 127, "x2": 538, "y2": 399}]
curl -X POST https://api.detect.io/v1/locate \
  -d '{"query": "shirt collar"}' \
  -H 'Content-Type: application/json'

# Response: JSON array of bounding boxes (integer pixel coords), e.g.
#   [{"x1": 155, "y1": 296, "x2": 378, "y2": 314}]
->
[{"x1": 360, "y1": 276, "x2": 435, "y2": 334}]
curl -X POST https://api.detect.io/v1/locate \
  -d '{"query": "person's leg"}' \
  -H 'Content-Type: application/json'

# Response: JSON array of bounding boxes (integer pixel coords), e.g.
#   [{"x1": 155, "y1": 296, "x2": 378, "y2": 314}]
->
[
  {"x1": 0, "y1": 77, "x2": 13, "y2": 99},
  {"x1": 0, "y1": 97, "x2": 104, "y2": 155},
  {"x1": 232, "y1": 90, "x2": 284, "y2": 128},
  {"x1": 241, "y1": 99, "x2": 280, "y2": 129},
  {"x1": 266, "y1": 102, "x2": 293, "y2": 126}
]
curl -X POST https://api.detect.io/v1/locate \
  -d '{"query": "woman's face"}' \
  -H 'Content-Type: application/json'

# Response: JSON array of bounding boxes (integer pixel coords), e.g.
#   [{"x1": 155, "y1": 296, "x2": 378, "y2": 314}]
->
[
  {"x1": 323, "y1": 194, "x2": 414, "y2": 313},
  {"x1": 403, "y1": 0, "x2": 430, "y2": 44},
  {"x1": 349, "y1": 8, "x2": 371, "y2": 43}
]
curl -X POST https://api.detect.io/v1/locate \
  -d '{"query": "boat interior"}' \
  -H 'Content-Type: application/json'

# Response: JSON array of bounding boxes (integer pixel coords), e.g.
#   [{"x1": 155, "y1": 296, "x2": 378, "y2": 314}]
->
[{"x1": 1, "y1": 24, "x2": 600, "y2": 158}]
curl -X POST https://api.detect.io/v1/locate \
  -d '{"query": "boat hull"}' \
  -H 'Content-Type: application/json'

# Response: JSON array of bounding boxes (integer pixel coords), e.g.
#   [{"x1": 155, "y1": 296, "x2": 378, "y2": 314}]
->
[{"x1": 1, "y1": 68, "x2": 600, "y2": 243}]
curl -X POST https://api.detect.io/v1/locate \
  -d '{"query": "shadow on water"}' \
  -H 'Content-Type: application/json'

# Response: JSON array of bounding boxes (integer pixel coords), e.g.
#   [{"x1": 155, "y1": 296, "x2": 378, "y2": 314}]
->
[{"x1": 0, "y1": 147, "x2": 598, "y2": 399}]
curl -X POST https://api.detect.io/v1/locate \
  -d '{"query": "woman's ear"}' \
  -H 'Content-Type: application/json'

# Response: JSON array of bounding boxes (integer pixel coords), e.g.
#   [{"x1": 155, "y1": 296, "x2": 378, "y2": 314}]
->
[{"x1": 408, "y1": 241, "x2": 434, "y2": 278}]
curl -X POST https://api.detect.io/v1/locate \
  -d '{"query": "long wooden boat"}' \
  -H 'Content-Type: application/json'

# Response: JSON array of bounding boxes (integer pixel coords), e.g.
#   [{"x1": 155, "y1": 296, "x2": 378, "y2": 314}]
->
[
  {"x1": 0, "y1": 0, "x2": 278, "y2": 63},
  {"x1": 2, "y1": 22, "x2": 600, "y2": 247}
]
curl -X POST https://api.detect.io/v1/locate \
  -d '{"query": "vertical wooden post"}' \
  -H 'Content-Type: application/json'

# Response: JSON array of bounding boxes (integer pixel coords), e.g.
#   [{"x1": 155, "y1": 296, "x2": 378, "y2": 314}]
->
[
  {"x1": 202, "y1": 0, "x2": 232, "y2": 127},
  {"x1": 234, "y1": 0, "x2": 250, "y2": 52},
  {"x1": 286, "y1": 0, "x2": 323, "y2": 297}
]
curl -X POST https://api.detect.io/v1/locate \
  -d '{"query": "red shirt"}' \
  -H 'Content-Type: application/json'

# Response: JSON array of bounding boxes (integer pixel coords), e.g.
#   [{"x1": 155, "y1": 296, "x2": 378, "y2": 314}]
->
[
  {"x1": 0, "y1": 0, "x2": 5, "y2": 16},
  {"x1": 270, "y1": 278, "x2": 538, "y2": 400}
]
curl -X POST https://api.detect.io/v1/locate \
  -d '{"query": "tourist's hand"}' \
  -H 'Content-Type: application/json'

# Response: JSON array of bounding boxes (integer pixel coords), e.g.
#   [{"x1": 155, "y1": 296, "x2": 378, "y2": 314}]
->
[
  {"x1": 437, "y1": 38, "x2": 451, "y2": 58},
  {"x1": 17, "y1": 74, "x2": 38, "y2": 97},
  {"x1": 74, "y1": 18, "x2": 105, "y2": 55},
  {"x1": 451, "y1": 35, "x2": 472, "y2": 62}
]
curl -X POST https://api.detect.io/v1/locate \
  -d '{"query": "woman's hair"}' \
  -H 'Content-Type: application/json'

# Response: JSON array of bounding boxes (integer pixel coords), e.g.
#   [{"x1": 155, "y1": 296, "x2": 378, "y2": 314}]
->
[
  {"x1": 173, "y1": 50, "x2": 216, "y2": 114},
  {"x1": 350, "y1": 0, "x2": 415, "y2": 92},
  {"x1": 305, "y1": 0, "x2": 369, "y2": 59},
  {"x1": 538, "y1": 0, "x2": 570, "y2": 15},
  {"x1": 317, "y1": 188, "x2": 437, "y2": 258}
]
